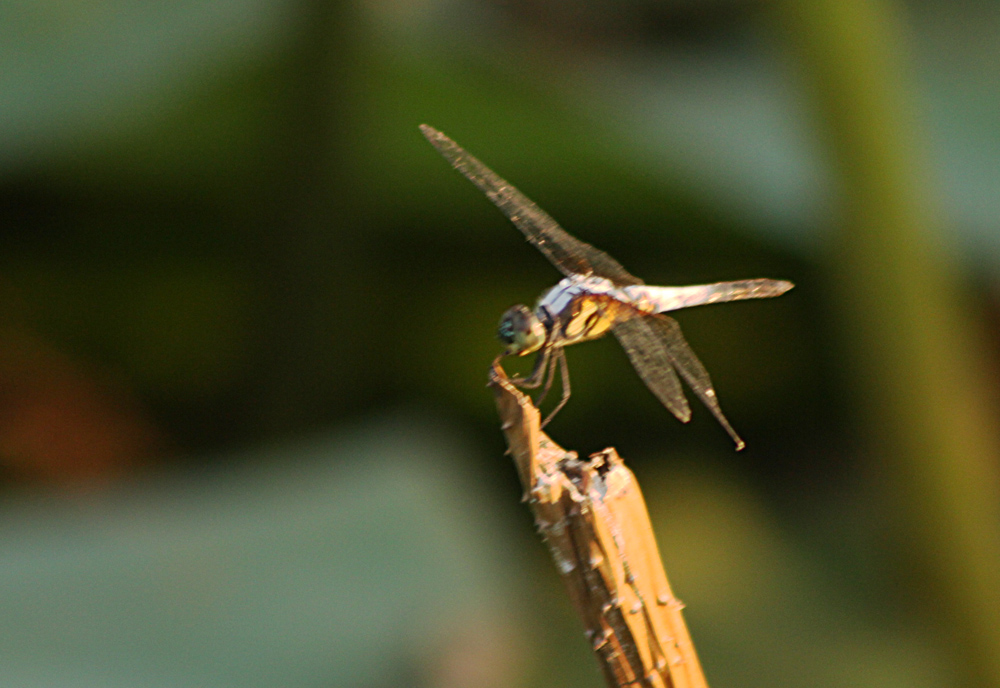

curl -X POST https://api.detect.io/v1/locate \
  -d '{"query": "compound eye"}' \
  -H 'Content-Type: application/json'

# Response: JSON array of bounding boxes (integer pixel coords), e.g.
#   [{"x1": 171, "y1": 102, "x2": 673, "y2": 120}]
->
[
  {"x1": 498, "y1": 318, "x2": 517, "y2": 345},
  {"x1": 496, "y1": 305, "x2": 542, "y2": 355}
]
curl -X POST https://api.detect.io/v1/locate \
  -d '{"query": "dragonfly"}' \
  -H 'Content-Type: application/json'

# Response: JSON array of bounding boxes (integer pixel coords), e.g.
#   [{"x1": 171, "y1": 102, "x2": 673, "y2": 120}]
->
[{"x1": 420, "y1": 124, "x2": 793, "y2": 449}]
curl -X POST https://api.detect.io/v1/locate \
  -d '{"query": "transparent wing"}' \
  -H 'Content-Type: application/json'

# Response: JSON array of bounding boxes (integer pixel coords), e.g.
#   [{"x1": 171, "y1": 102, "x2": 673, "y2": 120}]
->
[
  {"x1": 612, "y1": 317, "x2": 690, "y2": 424},
  {"x1": 420, "y1": 124, "x2": 643, "y2": 286},
  {"x1": 613, "y1": 314, "x2": 745, "y2": 450}
]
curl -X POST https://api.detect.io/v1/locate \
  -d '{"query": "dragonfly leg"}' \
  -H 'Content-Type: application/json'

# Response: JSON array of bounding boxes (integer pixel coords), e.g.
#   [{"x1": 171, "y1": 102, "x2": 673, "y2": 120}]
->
[
  {"x1": 540, "y1": 348, "x2": 571, "y2": 428},
  {"x1": 534, "y1": 345, "x2": 561, "y2": 408},
  {"x1": 512, "y1": 346, "x2": 550, "y2": 389}
]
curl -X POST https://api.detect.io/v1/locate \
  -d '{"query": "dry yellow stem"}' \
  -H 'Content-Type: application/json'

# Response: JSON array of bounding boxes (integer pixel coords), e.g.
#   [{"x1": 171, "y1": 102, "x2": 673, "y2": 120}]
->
[{"x1": 489, "y1": 362, "x2": 709, "y2": 688}]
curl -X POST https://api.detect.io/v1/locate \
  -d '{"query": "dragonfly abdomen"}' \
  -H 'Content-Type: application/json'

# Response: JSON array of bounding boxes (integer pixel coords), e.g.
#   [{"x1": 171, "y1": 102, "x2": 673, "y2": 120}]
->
[{"x1": 627, "y1": 278, "x2": 794, "y2": 314}]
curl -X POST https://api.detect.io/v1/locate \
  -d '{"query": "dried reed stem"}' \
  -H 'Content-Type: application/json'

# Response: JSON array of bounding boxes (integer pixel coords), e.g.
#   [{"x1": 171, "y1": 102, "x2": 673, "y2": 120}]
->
[{"x1": 489, "y1": 362, "x2": 709, "y2": 688}]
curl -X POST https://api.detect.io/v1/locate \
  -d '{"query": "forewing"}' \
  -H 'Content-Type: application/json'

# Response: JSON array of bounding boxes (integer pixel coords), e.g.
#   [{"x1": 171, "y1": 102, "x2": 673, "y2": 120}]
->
[
  {"x1": 612, "y1": 317, "x2": 691, "y2": 424},
  {"x1": 421, "y1": 124, "x2": 643, "y2": 286},
  {"x1": 647, "y1": 314, "x2": 745, "y2": 450}
]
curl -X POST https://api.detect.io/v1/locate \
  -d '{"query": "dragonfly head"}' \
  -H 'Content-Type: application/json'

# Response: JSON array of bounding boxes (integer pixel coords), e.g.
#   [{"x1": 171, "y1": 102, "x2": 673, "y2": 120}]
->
[{"x1": 497, "y1": 305, "x2": 546, "y2": 356}]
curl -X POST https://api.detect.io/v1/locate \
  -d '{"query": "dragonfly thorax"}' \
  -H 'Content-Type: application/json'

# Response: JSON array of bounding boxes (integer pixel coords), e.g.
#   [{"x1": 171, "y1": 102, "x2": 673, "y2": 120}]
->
[{"x1": 497, "y1": 304, "x2": 547, "y2": 356}]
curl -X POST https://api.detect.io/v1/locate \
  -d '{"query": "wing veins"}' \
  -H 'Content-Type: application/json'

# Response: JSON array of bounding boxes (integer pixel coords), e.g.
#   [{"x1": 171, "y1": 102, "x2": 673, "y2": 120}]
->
[
  {"x1": 612, "y1": 317, "x2": 691, "y2": 423},
  {"x1": 421, "y1": 125, "x2": 642, "y2": 286},
  {"x1": 614, "y1": 315, "x2": 744, "y2": 449},
  {"x1": 647, "y1": 314, "x2": 744, "y2": 449}
]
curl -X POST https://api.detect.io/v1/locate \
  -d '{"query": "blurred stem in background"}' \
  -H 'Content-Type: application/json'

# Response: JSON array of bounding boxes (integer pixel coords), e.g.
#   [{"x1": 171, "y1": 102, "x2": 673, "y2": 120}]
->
[{"x1": 772, "y1": 0, "x2": 1000, "y2": 685}]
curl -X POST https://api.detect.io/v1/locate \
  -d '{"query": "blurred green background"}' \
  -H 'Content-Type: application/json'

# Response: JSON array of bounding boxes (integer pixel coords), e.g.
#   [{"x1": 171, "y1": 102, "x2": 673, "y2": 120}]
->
[{"x1": 2, "y1": 0, "x2": 1000, "y2": 686}]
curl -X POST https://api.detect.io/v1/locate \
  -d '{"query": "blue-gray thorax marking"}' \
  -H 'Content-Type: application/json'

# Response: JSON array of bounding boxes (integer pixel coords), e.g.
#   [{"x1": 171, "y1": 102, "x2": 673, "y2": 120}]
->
[{"x1": 534, "y1": 276, "x2": 640, "y2": 348}]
